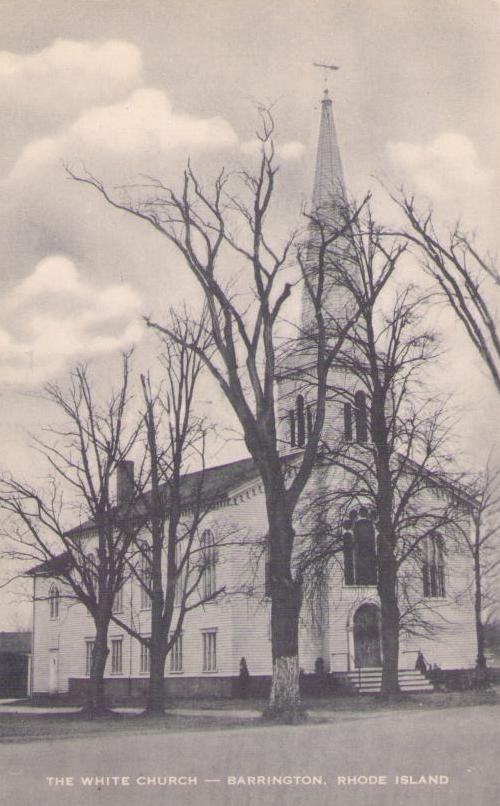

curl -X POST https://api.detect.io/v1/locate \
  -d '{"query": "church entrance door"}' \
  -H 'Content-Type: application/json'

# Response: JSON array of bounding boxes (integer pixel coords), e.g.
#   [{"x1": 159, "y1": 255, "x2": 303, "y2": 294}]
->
[{"x1": 353, "y1": 604, "x2": 381, "y2": 667}]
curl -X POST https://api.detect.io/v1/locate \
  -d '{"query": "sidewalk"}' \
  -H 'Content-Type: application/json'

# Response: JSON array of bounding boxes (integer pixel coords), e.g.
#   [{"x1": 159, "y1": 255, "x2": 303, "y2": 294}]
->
[{"x1": 0, "y1": 699, "x2": 262, "y2": 718}]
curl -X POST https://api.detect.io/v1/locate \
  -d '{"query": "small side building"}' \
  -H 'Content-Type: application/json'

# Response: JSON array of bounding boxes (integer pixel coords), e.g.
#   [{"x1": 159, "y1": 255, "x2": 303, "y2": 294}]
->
[{"x1": 0, "y1": 631, "x2": 32, "y2": 698}]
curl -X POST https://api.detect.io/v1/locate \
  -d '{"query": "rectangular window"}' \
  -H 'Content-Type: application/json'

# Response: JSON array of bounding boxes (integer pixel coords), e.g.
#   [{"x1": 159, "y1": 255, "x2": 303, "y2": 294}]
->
[
  {"x1": 111, "y1": 638, "x2": 123, "y2": 674},
  {"x1": 140, "y1": 641, "x2": 150, "y2": 674},
  {"x1": 170, "y1": 634, "x2": 183, "y2": 672},
  {"x1": 85, "y1": 640, "x2": 95, "y2": 676},
  {"x1": 113, "y1": 585, "x2": 124, "y2": 613},
  {"x1": 202, "y1": 630, "x2": 217, "y2": 672}
]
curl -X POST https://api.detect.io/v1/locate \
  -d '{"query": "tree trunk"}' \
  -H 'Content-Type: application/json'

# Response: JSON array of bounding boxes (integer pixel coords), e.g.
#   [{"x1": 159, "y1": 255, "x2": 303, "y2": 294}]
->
[
  {"x1": 377, "y1": 534, "x2": 400, "y2": 697},
  {"x1": 379, "y1": 594, "x2": 400, "y2": 696},
  {"x1": 474, "y1": 551, "x2": 487, "y2": 672},
  {"x1": 371, "y1": 395, "x2": 400, "y2": 697},
  {"x1": 243, "y1": 420, "x2": 308, "y2": 721},
  {"x1": 262, "y1": 491, "x2": 305, "y2": 722},
  {"x1": 86, "y1": 618, "x2": 110, "y2": 715},
  {"x1": 267, "y1": 576, "x2": 303, "y2": 716},
  {"x1": 270, "y1": 655, "x2": 301, "y2": 710},
  {"x1": 145, "y1": 642, "x2": 168, "y2": 715}
]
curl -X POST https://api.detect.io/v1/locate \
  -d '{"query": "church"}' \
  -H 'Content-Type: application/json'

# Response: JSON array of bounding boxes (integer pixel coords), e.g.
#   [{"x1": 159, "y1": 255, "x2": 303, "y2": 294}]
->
[{"x1": 30, "y1": 89, "x2": 478, "y2": 700}]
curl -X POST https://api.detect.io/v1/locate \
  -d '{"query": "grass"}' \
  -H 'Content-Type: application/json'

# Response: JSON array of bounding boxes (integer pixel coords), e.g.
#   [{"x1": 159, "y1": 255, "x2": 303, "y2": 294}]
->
[
  {"x1": 0, "y1": 711, "x2": 258, "y2": 744},
  {"x1": 167, "y1": 686, "x2": 498, "y2": 713},
  {"x1": 1, "y1": 687, "x2": 496, "y2": 744}
]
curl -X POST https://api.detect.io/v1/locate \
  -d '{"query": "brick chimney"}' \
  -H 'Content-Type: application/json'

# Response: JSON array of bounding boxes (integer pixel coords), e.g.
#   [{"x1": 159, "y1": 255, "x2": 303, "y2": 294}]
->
[{"x1": 116, "y1": 460, "x2": 134, "y2": 506}]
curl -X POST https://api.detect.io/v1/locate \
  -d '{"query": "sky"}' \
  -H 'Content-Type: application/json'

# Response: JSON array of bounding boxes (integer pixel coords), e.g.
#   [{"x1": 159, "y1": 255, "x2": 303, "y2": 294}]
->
[{"x1": 0, "y1": 0, "x2": 499, "y2": 627}]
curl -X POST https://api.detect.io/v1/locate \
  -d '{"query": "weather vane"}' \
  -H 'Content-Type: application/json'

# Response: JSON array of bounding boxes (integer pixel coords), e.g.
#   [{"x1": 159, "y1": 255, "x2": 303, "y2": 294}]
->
[
  {"x1": 314, "y1": 62, "x2": 340, "y2": 75},
  {"x1": 313, "y1": 62, "x2": 340, "y2": 93},
  {"x1": 313, "y1": 62, "x2": 340, "y2": 71}
]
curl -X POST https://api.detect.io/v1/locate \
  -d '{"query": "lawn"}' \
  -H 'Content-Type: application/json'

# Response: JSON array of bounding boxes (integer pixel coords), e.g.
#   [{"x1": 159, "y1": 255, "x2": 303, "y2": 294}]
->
[
  {"x1": 1, "y1": 687, "x2": 496, "y2": 744},
  {"x1": 168, "y1": 686, "x2": 497, "y2": 713},
  {"x1": 0, "y1": 710, "x2": 259, "y2": 744}
]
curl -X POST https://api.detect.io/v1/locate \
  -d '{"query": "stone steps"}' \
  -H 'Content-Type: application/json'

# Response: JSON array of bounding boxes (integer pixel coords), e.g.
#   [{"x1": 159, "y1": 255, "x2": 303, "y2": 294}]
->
[{"x1": 345, "y1": 667, "x2": 434, "y2": 694}]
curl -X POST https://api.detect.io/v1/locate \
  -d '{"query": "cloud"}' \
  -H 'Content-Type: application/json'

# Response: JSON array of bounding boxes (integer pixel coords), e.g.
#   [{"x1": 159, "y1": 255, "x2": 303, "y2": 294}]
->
[
  {"x1": 7, "y1": 256, "x2": 85, "y2": 301},
  {"x1": 276, "y1": 141, "x2": 306, "y2": 161},
  {"x1": 387, "y1": 132, "x2": 490, "y2": 200},
  {"x1": 71, "y1": 88, "x2": 238, "y2": 154},
  {"x1": 240, "y1": 138, "x2": 305, "y2": 161},
  {"x1": 0, "y1": 39, "x2": 142, "y2": 120},
  {"x1": 8, "y1": 88, "x2": 239, "y2": 180},
  {"x1": 0, "y1": 256, "x2": 142, "y2": 385}
]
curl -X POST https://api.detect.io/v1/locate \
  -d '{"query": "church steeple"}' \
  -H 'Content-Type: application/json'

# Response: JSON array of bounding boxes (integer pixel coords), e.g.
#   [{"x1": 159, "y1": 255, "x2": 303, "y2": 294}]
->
[
  {"x1": 277, "y1": 82, "x2": 351, "y2": 454},
  {"x1": 300, "y1": 86, "x2": 348, "y2": 328},
  {"x1": 311, "y1": 88, "x2": 345, "y2": 214}
]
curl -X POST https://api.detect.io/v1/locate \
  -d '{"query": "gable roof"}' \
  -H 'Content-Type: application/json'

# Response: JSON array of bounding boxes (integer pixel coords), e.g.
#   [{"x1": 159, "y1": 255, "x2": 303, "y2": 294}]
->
[
  {"x1": 29, "y1": 452, "x2": 298, "y2": 576},
  {"x1": 63, "y1": 454, "x2": 263, "y2": 540},
  {"x1": 28, "y1": 551, "x2": 72, "y2": 577}
]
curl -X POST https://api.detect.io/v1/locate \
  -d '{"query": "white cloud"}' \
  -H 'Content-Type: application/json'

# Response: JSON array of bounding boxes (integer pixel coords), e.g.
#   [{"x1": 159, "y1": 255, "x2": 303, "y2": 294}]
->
[
  {"x1": 0, "y1": 256, "x2": 142, "y2": 385},
  {"x1": 8, "y1": 256, "x2": 85, "y2": 301},
  {"x1": 387, "y1": 132, "x2": 490, "y2": 200},
  {"x1": 276, "y1": 141, "x2": 306, "y2": 161},
  {"x1": 71, "y1": 88, "x2": 238, "y2": 154},
  {"x1": 8, "y1": 88, "x2": 239, "y2": 180},
  {"x1": 0, "y1": 39, "x2": 142, "y2": 117}
]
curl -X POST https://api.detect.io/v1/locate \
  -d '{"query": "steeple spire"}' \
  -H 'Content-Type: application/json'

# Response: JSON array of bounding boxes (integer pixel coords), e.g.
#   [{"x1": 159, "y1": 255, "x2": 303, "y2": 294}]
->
[
  {"x1": 311, "y1": 88, "x2": 345, "y2": 214},
  {"x1": 299, "y1": 83, "x2": 349, "y2": 330}
]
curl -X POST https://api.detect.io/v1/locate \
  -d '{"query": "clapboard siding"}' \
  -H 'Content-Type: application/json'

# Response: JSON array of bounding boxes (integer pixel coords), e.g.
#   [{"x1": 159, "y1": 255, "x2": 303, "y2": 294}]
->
[{"x1": 32, "y1": 455, "x2": 478, "y2": 694}]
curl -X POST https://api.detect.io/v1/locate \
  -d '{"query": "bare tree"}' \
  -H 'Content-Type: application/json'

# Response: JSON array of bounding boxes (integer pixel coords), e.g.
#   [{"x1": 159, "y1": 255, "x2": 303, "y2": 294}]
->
[
  {"x1": 67, "y1": 112, "x2": 373, "y2": 719},
  {"x1": 109, "y1": 315, "x2": 227, "y2": 715},
  {"x1": 303, "y1": 206, "x2": 466, "y2": 696},
  {"x1": 389, "y1": 193, "x2": 500, "y2": 681},
  {"x1": 394, "y1": 192, "x2": 500, "y2": 393},
  {"x1": 0, "y1": 355, "x2": 142, "y2": 714},
  {"x1": 457, "y1": 460, "x2": 500, "y2": 673}
]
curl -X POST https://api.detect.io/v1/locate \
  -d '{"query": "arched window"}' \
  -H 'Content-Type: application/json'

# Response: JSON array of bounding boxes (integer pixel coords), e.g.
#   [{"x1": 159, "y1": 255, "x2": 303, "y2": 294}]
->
[
  {"x1": 343, "y1": 531, "x2": 355, "y2": 585},
  {"x1": 201, "y1": 529, "x2": 217, "y2": 599},
  {"x1": 354, "y1": 391, "x2": 368, "y2": 443},
  {"x1": 422, "y1": 535, "x2": 446, "y2": 598},
  {"x1": 49, "y1": 584, "x2": 60, "y2": 620},
  {"x1": 289, "y1": 409, "x2": 296, "y2": 447},
  {"x1": 343, "y1": 509, "x2": 377, "y2": 586},
  {"x1": 344, "y1": 402, "x2": 353, "y2": 441},
  {"x1": 296, "y1": 394, "x2": 305, "y2": 447},
  {"x1": 86, "y1": 552, "x2": 98, "y2": 588},
  {"x1": 306, "y1": 404, "x2": 314, "y2": 439},
  {"x1": 354, "y1": 517, "x2": 377, "y2": 585}
]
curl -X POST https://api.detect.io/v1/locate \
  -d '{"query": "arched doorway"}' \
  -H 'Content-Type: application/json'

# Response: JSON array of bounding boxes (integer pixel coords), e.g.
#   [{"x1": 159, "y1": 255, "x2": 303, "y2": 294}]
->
[{"x1": 353, "y1": 604, "x2": 381, "y2": 668}]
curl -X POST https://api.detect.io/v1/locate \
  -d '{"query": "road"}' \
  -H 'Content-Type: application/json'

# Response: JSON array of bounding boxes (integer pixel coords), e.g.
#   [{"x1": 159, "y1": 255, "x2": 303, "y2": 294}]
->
[{"x1": 0, "y1": 703, "x2": 498, "y2": 806}]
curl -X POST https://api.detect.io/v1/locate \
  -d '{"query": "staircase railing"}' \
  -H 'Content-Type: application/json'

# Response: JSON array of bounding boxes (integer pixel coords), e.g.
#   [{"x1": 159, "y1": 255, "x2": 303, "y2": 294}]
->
[{"x1": 401, "y1": 649, "x2": 419, "y2": 671}]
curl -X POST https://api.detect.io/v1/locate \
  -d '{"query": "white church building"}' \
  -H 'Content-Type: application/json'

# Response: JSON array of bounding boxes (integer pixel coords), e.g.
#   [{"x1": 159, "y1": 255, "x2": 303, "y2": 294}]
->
[{"x1": 30, "y1": 91, "x2": 478, "y2": 700}]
